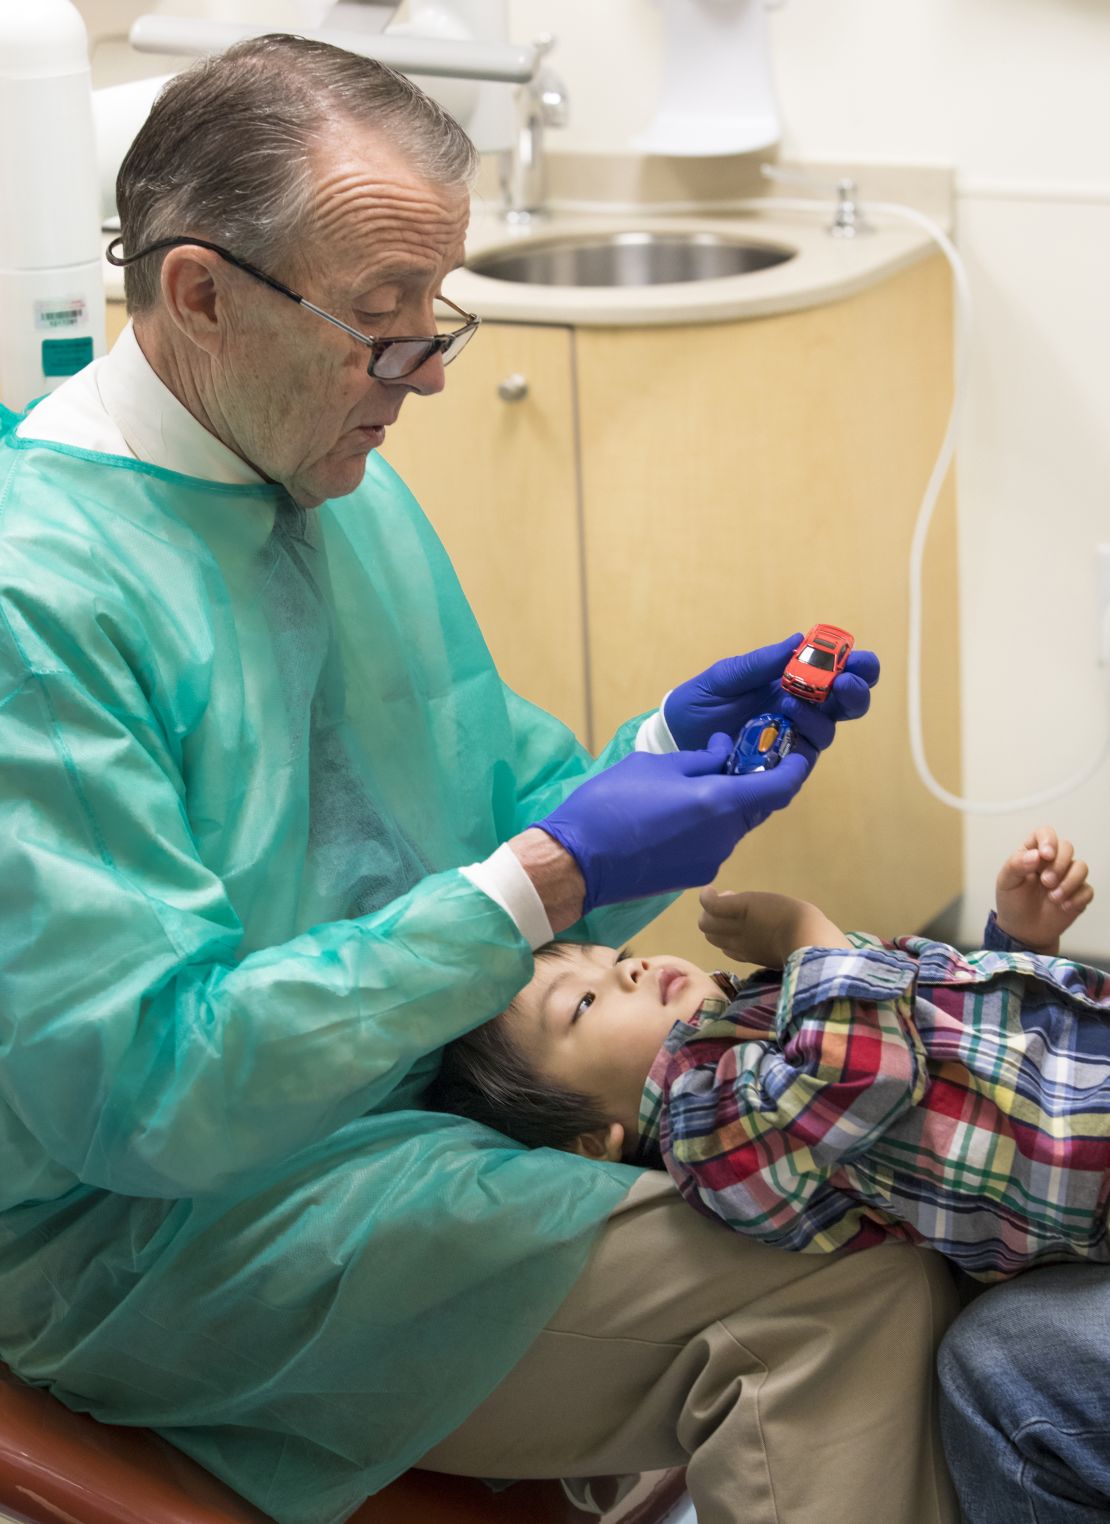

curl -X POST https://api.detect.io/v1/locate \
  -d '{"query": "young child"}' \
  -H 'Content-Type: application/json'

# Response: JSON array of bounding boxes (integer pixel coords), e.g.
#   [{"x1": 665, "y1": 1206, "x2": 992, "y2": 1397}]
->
[{"x1": 432, "y1": 827, "x2": 1110, "y2": 1282}]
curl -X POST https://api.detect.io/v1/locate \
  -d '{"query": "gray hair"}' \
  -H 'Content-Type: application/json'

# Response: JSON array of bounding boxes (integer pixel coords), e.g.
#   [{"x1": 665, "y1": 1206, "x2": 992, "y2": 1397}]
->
[{"x1": 116, "y1": 33, "x2": 479, "y2": 312}]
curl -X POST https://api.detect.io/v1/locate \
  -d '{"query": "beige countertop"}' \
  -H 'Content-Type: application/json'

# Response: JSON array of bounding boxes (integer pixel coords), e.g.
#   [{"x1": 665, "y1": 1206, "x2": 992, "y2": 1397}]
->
[{"x1": 104, "y1": 156, "x2": 954, "y2": 330}]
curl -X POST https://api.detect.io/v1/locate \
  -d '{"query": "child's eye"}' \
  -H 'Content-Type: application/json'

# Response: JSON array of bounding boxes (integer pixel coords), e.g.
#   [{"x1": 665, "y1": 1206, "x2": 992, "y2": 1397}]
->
[{"x1": 572, "y1": 991, "x2": 595, "y2": 1023}]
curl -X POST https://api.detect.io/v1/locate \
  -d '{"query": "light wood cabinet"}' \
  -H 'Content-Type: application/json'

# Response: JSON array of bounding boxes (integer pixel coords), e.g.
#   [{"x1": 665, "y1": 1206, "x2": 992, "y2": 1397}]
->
[{"x1": 110, "y1": 254, "x2": 962, "y2": 960}]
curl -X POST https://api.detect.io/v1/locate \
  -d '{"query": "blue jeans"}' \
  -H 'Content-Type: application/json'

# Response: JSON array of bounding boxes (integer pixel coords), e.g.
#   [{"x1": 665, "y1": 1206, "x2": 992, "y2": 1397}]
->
[{"x1": 937, "y1": 1264, "x2": 1110, "y2": 1522}]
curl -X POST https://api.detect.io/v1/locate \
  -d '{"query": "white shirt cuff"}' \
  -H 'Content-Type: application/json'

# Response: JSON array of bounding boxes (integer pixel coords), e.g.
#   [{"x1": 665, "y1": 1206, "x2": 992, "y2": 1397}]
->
[
  {"x1": 460, "y1": 843, "x2": 554, "y2": 951},
  {"x1": 635, "y1": 696, "x2": 679, "y2": 754}
]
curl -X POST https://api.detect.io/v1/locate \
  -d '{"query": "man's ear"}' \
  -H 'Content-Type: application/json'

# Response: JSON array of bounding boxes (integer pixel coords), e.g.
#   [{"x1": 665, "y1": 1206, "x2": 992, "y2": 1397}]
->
[
  {"x1": 568, "y1": 1122, "x2": 625, "y2": 1162},
  {"x1": 159, "y1": 246, "x2": 224, "y2": 353}
]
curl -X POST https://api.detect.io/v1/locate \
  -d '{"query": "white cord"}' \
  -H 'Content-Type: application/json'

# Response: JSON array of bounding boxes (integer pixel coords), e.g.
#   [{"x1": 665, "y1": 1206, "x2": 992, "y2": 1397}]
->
[{"x1": 740, "y1": 192, "x2": 1110, "y2": 815}]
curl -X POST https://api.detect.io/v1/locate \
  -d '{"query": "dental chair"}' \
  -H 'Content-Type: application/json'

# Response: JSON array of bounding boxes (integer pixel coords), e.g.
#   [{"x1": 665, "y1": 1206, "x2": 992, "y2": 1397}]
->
[{"x1": 0, "y1": 1364, "x2": 688, "y2": 1524}]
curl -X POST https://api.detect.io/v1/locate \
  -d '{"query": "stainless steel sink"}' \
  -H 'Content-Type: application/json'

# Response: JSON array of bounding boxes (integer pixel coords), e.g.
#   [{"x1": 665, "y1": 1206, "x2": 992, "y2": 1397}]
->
[{"x1": 466, "y1": 231, "x2": 796, "y2": 288}]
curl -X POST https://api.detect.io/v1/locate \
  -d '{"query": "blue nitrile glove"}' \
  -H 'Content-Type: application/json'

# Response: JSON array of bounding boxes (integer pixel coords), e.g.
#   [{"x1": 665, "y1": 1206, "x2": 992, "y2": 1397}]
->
[
  {"x1": 535, "y1": 734, "x2": 809, "y2": 913},
  {"x1": 663, "y1": 634, "x2": 881, "y2": 766}
]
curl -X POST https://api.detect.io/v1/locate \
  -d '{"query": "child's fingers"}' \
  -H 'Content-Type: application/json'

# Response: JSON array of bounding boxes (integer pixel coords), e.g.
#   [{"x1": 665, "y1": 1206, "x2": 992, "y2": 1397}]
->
[
  {"x1": 697, "y1": 890, "x2": 753, "y2": 941},
  {"x1": 1060, "y1": 882, "x2": 1095, "y2": 917},
  {"x1": 1002, "y1": 826, "x2": 1057, "y2": 888},
  {"x1": 1024, "y1": 824, "x2": 1058, "y2": 862},
  {"x1": 999, "y1": 843, "x2": 1042, "y2": 890},
  {"x1": 699, "y1": 888, "x2": 751, "y2": 917},
  {"x1": 1051, "y1": 855, "x2": 1088, "y2": 905},
  {"x1": 1041, "y1": 837, "x2": 1074, "y2": 890}
]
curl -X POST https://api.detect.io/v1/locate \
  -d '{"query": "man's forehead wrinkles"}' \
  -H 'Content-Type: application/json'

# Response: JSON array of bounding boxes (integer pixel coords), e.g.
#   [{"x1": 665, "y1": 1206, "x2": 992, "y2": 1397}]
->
[
  {"x1": 317, "y1": 192, "x2": 463, "y2": 227},
  {"x1": 313, "y1": 174, "x2": 468, "y2": 229},
  {"x1": 316, "y1": 167, "x2": 457, "y2": 202},
  {"x1": 339, "y1": 221, "x2": 460, "y2": 261},
  {"x1": 312, "y1": 199, "x2": 468, "y2": 277}
]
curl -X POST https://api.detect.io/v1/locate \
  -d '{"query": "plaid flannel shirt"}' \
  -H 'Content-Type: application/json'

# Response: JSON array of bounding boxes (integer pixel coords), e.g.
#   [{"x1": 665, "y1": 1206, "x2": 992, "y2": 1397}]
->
[{"x1": 637, "y1": 916, "x2": 1110, "y2": 1281}]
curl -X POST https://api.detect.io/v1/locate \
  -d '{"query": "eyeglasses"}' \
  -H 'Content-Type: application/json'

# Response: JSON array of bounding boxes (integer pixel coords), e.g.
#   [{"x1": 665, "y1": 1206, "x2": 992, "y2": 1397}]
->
[{"x1": 106, "y1": 235, "x2": 481, "y2": 381}]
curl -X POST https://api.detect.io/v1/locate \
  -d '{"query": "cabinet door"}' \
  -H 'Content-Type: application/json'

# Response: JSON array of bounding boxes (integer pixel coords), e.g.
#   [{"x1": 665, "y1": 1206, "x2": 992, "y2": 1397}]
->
[
  {"x1": 577, "y1": 256, "x2": 962, "y2": 958},
  {"x1": 383, "y1": 322, "x2": 588, "y2": 741}
]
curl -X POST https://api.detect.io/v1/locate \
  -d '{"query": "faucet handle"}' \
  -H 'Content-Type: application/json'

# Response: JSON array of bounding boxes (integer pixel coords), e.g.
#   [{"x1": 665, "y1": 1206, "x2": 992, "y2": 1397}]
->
[
  {"x1": 539, "y1": 74, "x2": 569, "y2": 128},
  {"x1": 530, "y1": 32, "x2": 568, "y2": 128},
  {"x1": 829, "y1": 178, "x2": 874, "y2": 238},
  {"x1": 500, "y1": 32, "x2": 567, "y2": 223},
  {"x1": 760, "y1": 163, "x2": 874, "y2": 237}
]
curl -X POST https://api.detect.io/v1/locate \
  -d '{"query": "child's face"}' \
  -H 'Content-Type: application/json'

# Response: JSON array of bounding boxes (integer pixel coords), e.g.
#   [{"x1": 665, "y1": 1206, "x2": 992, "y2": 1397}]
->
[{"x1": 507, "y1": 944, "x2": 723, "y2": 1146}]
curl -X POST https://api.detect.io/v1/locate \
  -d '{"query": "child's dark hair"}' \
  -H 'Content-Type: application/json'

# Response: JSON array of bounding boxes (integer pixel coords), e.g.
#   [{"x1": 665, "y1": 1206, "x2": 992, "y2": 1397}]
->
[{"x1": 430, "y1": 942, "x2": 614, "y2": 1150}]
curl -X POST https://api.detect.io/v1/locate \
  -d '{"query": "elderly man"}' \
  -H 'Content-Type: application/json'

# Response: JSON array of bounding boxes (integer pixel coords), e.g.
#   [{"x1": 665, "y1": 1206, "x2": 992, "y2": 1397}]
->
[{"x1": 0, "y1": 35, "x2": 957, "y2": 1524}]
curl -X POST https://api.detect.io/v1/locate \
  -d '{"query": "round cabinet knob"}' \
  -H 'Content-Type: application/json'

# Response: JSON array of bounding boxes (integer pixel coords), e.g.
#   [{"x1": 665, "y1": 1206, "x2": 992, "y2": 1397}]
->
[{"x1": 498, "y1": 373, "x2": 529, "y2": 402}]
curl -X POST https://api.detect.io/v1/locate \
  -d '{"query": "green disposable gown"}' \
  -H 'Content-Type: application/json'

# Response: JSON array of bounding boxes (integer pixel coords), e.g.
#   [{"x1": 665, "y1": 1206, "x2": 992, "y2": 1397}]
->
[{"x1": 0, "y1": 406, "x2": 670, "y2": 1524}]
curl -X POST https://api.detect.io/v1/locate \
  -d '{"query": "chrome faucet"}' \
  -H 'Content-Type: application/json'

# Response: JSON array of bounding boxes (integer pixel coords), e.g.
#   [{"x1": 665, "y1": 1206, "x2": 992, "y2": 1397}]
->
[
  {"x1": 499, "y1": 33, "x2": 568, "y2": 224},
  {"x1": 828, "y1": 178, "x2": 874, "y2": 239}
]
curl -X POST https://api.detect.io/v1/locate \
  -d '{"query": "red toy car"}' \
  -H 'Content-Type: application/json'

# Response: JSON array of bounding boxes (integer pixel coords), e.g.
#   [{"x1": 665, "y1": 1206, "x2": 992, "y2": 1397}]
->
[{"x1": 781, "y1": 624, "x2": 855, "y2": 704}]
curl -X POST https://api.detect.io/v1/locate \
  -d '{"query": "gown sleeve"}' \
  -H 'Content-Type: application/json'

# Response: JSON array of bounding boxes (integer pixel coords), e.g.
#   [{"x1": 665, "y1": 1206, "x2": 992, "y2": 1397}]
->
[
  {"x1": 499, "y1": 684, "x2": 680, "y2": 948},
  {"x1": 660, "y1": 946, "x2": 930, "y2": 1253},
  {"x1": 0, "y1": 580, "x2": 536, "y2": 1201}
]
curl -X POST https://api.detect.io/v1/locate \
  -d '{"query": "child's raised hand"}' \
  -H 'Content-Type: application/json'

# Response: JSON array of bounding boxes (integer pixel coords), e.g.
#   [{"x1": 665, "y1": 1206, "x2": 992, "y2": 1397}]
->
[
  {"x1": 698, "y1": 888, "x2": 850, "y2": 969},
  {"x1": 995, "y1": 826, "x2": 1094, "y2": 955}
]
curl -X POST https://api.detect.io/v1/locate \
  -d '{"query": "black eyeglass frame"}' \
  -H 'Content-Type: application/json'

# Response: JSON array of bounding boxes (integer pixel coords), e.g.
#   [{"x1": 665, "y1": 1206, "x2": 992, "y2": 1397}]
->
[{"x1": 106, "y1": 235, "x2": 481, "y2": 381}]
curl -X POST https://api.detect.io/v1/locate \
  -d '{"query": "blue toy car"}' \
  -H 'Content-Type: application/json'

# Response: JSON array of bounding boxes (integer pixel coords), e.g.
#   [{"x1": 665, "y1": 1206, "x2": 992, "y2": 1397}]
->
[{"x1": 726, "y1": 712, "x2": 795, "y2": 775}]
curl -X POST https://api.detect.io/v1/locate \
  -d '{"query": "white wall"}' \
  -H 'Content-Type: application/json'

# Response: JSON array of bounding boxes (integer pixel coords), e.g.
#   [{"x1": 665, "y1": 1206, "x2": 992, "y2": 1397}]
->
[
  {"x1": 747, "y1": 0, "x2": 1110, "y2": 955},
  {"x1": 77, "y1": 0, "x2": 1110, "y2": 951}
]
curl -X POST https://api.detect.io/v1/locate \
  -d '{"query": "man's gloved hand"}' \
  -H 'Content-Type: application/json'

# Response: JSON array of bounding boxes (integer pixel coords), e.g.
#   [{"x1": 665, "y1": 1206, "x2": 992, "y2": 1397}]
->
[
  {"x1": 535, "y1": 735, "x2": 809, "y2": 913},
  {"x1": 663, "y1": 634, "x2": 881, "y2": 765}
]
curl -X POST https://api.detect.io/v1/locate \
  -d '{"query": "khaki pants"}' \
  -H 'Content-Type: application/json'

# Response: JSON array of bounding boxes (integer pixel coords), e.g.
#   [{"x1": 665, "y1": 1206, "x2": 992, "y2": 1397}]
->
[{"x1": 422, "y1": 1171, "x2": 959, "y2": 1523}]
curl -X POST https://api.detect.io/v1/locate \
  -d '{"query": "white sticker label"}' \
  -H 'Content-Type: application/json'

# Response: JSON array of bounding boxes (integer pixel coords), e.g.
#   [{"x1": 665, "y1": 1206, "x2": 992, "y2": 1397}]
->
[{"x1": 34, "y1": 299, "x2": 88, "y2": 332}]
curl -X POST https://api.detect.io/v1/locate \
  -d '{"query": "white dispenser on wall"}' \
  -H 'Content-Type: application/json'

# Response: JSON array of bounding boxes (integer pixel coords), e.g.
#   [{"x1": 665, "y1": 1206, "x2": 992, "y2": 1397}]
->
[
  {"x1": 0, "y1": 0, "x2": 106, "y2": 412},
  {"x1": 635, "y1": 0, "x2": 782, "y2": 157}
]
